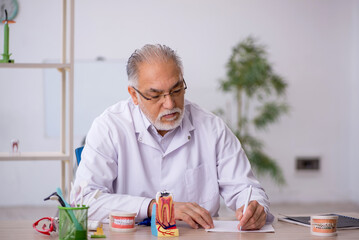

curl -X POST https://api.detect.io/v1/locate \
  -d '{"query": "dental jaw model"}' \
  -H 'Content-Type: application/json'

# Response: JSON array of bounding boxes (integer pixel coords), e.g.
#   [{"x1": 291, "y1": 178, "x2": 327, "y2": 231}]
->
[{"x1": 151, "y1": 191, "x2": 179, "y2": 237}]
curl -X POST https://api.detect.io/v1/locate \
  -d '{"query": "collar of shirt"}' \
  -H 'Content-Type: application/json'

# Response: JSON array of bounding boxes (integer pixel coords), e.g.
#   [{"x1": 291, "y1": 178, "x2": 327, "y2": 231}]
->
[
  {"x1": 149, "y1": 126, "x2": 178, "y2": 152},
  {"x1": 140, "y1": 108, "x2": 179, "y2": 152},
  {"x1": 131, "y1": 100, "x2": 195, "y2": 156}
]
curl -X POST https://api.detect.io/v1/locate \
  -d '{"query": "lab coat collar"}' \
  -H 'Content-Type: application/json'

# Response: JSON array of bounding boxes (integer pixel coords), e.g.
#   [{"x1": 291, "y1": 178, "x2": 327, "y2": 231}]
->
[{"x1": 132, "y1": 103, "x2": 161, "y2": 151}]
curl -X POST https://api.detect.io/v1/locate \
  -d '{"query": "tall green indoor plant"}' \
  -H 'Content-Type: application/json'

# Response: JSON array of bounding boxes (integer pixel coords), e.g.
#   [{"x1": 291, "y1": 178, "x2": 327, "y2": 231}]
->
[{"x1": 220, "y1": 37, "x2": 289, "y2": 184}]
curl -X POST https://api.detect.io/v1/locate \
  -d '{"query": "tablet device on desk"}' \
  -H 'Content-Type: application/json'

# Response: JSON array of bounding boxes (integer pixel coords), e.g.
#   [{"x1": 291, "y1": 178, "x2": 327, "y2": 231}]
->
[{"x1": 279, "y1": 214, "x2": 359, "y2": 230}]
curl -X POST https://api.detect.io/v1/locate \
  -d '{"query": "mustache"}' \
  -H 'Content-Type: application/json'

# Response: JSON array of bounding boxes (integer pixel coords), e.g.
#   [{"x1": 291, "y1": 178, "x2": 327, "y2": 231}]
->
[{"x1": 158, "y1": 108, "x2": 182, "y2": 119}]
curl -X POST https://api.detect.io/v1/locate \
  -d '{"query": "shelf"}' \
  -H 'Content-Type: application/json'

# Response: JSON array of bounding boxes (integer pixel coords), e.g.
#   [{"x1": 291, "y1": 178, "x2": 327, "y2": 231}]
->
[
  {"x1": 0, "y1": 0, "x2": 75, "y2": 195},
  {"x1": 0, "y1": 152, "x2": 70, "y2": 161},
  {"x1": 0, "y1": 63, "x2": 71, "y2": 69}
]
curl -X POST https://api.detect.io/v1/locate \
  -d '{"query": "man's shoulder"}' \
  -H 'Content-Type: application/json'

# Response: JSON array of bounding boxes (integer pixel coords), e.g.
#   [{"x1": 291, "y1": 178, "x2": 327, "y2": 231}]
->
[
  {"x1": 185, "y1": 100, "x2": 224, "y2": 127},
  {"x1": 95, "y1": 98, "x2": 136, "y2": 124},
  {"x1": 104, "y1": 98, "x2": 134, "y2": 114}
]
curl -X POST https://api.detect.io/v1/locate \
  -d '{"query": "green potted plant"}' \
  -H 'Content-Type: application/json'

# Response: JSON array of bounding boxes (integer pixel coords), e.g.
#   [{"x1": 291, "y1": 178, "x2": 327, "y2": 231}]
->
[{"x1": 220, "y1": 36, "x2": 289, "y2": 184}]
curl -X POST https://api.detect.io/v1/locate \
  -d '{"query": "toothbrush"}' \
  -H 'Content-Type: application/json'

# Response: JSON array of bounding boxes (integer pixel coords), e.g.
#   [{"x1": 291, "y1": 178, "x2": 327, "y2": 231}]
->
[
  {"x1": 79, "y1": 180, "x2": 88, "y2": 207},
  {"x1": 70, "y1": 182, "x2": 81, "y2": 207},
  {"x1": 74, "y1": 185, "x2": 81, "y2": 207},
  {"x1": 70, "y1": 182, "x2": 75, "y2": 206},
  {"x1": 85, "y1": 189, "x2": 102, "y2": 206}
]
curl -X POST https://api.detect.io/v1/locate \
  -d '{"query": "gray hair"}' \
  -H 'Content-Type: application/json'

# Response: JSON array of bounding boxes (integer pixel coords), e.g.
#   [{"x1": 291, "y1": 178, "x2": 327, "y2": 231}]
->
[{"x1": 126, "y1": 44, "x2": 184, "y2": 87}]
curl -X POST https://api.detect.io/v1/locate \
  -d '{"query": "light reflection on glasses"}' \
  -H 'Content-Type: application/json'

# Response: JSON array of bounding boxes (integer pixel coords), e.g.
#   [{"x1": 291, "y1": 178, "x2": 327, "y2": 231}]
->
[{"x1": 132, "y1": 79, "x2": 187, "y2": 103}]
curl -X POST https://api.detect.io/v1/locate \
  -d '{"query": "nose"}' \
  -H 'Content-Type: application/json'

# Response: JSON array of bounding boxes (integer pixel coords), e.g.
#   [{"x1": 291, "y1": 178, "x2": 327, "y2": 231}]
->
[{"x1": 162, "y1": 94, "x2": 175, "y2": 109}]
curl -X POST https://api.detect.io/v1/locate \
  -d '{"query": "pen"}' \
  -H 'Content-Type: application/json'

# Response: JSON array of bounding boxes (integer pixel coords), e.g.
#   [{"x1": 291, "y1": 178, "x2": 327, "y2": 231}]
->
[{"x1": 240, "y1": 185, "x2": 253, "y2": 231}]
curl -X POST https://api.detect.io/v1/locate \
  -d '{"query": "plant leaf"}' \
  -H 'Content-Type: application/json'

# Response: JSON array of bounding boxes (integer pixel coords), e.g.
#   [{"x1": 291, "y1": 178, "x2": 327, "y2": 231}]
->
[
  {"x1": 253, "y1": 102, "x2": 289, "y2": 129},
  {"x1": 248, "y1": 150, "x2": 286, "y2": 185},
  {"x1": 219, "y1": 36, "x2": 290, "y2": 185},
  {"x1": 236, "y1": 133, "x2": 263, "y2": 152},
  {"x1": 270, "y1": 74, "x2": 287, "y2": 96}
]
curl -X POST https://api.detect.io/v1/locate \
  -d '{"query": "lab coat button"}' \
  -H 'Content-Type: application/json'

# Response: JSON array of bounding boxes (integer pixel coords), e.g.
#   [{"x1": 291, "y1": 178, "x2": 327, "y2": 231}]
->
[
  {"x1": 139, "y1": 137, "x2": 142, "y2": 142},
  {"x1": 188, "y1": 135, "x2": 191, "y2": 140}
]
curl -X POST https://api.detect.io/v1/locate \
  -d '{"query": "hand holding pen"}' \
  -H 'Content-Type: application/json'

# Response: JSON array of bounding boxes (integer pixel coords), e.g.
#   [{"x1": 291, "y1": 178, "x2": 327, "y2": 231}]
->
[
  {"x1": 236, "y1": 185, "x2": 267, "y2": 230},
  {"x1": 240, "y1": 185, "x2": 252, "y2": 231}
]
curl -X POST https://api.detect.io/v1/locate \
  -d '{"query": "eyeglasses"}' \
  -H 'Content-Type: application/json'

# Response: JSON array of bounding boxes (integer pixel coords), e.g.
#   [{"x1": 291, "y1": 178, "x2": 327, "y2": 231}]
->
[{"x1": 132, "y1": 79, "x2": 187, "y2": 103}]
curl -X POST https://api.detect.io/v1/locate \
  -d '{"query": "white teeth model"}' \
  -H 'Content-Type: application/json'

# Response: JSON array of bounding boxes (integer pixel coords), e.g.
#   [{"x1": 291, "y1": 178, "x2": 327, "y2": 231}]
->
[
  {"x1": 156, "y1": 190, "x2": 171, "y2": 225},
  {"x1": 156, "y1": 190, "x2": 173, "y2": 202}
]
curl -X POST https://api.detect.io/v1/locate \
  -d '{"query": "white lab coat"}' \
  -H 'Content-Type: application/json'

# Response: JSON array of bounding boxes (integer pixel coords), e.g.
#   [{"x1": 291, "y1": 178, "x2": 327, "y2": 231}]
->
[{"x1": 73, "y1": 98, "x2": 273, "y2": 223}]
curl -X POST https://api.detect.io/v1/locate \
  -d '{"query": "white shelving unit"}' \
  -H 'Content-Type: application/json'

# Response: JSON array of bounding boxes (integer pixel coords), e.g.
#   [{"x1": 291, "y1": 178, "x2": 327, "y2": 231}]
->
[{"x1": 0, "y1": 0, "x2": 75, "y2": 197}]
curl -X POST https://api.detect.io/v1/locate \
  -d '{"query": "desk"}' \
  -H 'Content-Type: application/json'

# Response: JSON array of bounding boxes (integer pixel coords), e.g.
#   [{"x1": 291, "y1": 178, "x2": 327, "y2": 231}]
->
[{"x1": 1, "y1": 214, "x2": 359, "y2": 240}]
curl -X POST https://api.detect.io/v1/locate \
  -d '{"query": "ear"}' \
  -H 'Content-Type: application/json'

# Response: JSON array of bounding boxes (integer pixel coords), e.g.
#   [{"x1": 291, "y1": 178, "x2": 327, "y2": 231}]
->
[{"x1": 128, "y1": 86, "x2": 139, "y2": 105}]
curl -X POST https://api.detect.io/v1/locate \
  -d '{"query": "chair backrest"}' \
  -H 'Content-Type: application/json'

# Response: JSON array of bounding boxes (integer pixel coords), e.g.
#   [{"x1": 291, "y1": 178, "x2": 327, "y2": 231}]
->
[{"x1": 75, "y1": 146, "x2": 84, "y2": 165}]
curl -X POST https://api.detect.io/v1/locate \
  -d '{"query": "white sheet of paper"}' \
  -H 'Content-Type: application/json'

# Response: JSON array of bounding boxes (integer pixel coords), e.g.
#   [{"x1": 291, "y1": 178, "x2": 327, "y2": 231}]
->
[{"x1": 205, "y1": 220, "x2": 275, "y2": 233}]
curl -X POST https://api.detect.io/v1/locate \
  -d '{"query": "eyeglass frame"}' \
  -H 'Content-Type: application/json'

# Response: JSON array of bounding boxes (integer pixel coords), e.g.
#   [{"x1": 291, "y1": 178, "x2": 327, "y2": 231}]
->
[{"x1": 132, "y1": 79, "x2": 187, "y2": 102}]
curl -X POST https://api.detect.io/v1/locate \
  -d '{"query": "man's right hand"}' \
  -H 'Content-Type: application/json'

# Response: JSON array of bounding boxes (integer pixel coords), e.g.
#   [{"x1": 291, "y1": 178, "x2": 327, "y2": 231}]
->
[{"x1": 174, "y1": 202, "x2": 214, "y2": 229}]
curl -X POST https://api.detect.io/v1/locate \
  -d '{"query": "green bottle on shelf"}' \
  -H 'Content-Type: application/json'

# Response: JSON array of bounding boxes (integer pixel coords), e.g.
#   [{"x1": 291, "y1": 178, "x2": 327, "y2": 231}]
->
[{"x1": 1, "y1": 9, "x2": 15, "y2": 63}]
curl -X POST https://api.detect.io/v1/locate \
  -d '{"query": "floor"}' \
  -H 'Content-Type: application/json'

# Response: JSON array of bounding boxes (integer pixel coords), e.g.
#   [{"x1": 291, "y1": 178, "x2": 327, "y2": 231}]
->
[{"x1": 1, "y1": 202, "x2": 359, "y2": 221}]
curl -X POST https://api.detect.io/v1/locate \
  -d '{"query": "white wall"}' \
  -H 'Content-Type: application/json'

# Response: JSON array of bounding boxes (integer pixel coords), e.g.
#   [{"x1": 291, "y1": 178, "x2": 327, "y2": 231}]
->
[
  {"x1": 0, "y1": 0, "x2": 358, "y2": 206},
  {"x1": 348, "y1": 0, "x2": 359, "y2": 203}
]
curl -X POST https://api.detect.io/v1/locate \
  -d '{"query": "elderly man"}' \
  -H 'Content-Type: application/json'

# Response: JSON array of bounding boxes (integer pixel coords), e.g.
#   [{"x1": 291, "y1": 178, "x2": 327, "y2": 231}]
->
[{"x1": 74, "y1": 44, "x2": 273, "y2": 230}]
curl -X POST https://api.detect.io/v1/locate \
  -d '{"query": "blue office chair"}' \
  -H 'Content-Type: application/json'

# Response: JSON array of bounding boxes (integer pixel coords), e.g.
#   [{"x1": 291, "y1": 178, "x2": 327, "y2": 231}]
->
[{"x1": 75, "y1": 146, "x2": 84, "y2": 165}]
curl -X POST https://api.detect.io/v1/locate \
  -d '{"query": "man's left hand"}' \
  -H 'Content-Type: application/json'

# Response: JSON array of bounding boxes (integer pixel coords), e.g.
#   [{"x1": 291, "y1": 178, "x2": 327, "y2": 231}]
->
[{"x1": 236, "y1": 200, "x2": 266, "y2": 230}]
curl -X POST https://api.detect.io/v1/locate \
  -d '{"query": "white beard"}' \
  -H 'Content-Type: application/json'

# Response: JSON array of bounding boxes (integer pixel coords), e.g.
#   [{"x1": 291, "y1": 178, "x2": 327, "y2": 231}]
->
[
  {"x1": 138, "y1": 98, "x2": 184, "y2": 131},
  {"x1": 153, "y1": 108, "x2": 184, "y2": 131}
]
